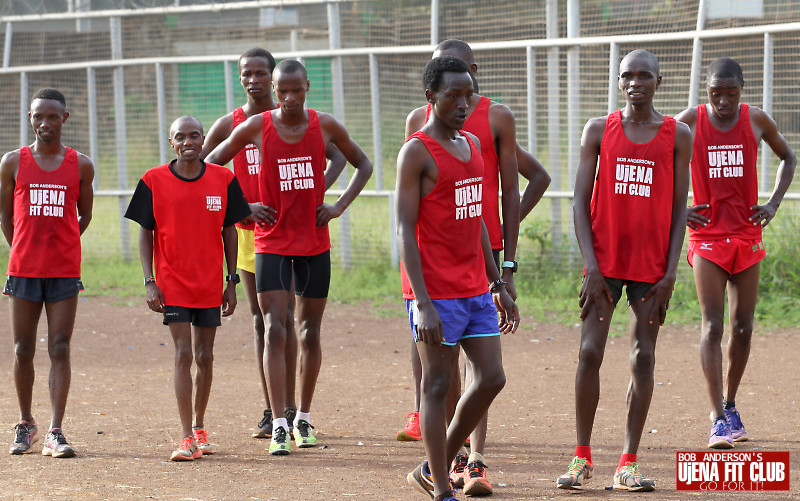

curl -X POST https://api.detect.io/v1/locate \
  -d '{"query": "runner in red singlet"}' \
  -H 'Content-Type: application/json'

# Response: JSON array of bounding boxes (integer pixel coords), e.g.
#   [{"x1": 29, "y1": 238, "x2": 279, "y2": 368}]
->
[
  {"x1": 0, "y1": 88, "x2": 95, "y2": 458},
  {"x1": 675, "y1": 57, "x2": 796, "y2": 449},
  {"x1": 557, "y1": 50, "x2": 692, "y2": 492},
  {"x1": 205, "y1": 59, "x2": 372, "y2": 456},
  {"x1": 397, "y1": 55, "x2": 518, "y2": 501},
  {"x1": 201, "y1": 48, "x2": 346, "y2": 440}
]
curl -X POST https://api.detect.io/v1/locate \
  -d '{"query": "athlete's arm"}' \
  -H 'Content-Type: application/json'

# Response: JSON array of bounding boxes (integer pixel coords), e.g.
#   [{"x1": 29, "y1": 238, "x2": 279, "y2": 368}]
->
[
  {"x1": 749, "y1": 106, "x2": 797, "y2": 227},
  {"x1": 316, "y1": 113, "x2": 373, "y2": 228},
  {"x1": 324, "y1": 142, "x2": 347, "y2": 191},
  {"x1": 404, "y1": 106, "x2": 427, "y2": 140},
  {"x1": 200, "y1": 113, "x2": 234, "y2": 159},
  {"x1": 139, "y1": 227, "x2": 165, "y2": 313},
  {"x1": 517, "y1": 142, "x2": 551, "y2": 221},
  {"x1": 205, "y1": 114, "x2": 262, "y2": 167},
  {"x1": 490, "y1": 104, "x2": 521, "y2": 300},
  {"x1": 674, "y1": 107, "x2": 709, "y2": 229},
  {"x1": 0, "y1": 150, "x2": 19, "y2": 246},
  {"x1": 221, "y1": 225, "x2": 238, "y2": 317},
  {"x1": 480, "y1": 219, "x2": 520, "y2": 334},
  {"x1": 396, "y1": 138, "x2": 442, "y2": 345},
  {"x1": 642, "y1": 120, "x2": 692, "y2": 325},
  {"x1": 76, "y1": 153, "x2": 95, "y2": 235},
  {"x1": 573, "y1": 117, "x2": 614, "y2": 322}
]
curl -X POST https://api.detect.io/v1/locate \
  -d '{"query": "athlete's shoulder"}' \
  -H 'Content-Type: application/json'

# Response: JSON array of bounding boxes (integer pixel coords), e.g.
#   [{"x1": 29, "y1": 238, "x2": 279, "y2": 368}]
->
[
  {"x1": 0, "y1": 148, "x2": 22, "y2": 166},
  {"x1": 674, "y1": 106, "x2": 698, "y2": 127},
  {"x1": 405, "y1": 106, "x2": 427, "y2": 137},
  {"x1": 462, "y1": 130, "x2": 481, "y2": 150},
  {"x1": 208, "y1": 112, "x2": 235, "y2": 133}
]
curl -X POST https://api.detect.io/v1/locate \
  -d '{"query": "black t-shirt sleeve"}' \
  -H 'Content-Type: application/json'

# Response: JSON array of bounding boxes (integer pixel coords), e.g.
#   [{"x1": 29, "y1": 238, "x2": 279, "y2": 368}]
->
[
  {"x1": 223, "y1": 177, "x2": 252, "y2": 227},
  {"x1": 124, "y1": 179, "x2": 155, "y2": 230}
]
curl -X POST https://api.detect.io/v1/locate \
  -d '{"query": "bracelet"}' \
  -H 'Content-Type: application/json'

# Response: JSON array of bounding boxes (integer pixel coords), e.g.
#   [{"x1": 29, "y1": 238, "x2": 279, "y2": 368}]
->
[
  {"x1": 489, "y1": 278, "x2": 507, "y2": 293},
  {"x1": 144, "y1": 275, "x2": 156, "y2": 286}
]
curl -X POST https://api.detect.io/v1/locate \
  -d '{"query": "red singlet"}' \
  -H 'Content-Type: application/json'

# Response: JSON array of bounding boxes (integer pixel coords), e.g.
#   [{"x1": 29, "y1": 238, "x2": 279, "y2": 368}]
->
[
  {"x1": 232, "y1": 106, "x2": 267, "y2": 230},
  {"x1": 400, "y1": 131, "x2": 488, "y2": 300},
  {"x1": 427, "y1": 97, "x2": 502, "y2": 248},
  {"x1": 590, "y1": 111, "x2": 676, "y2": 283},
  {"x1": 255, "y1": 109, "x2": 329, "y2": 256},
  {"x1": 689, "y1": 103, "x2": 760, "y2": 241},
  {"x1": 7, "y1": 146, "x2": 81, "y2": 278}
]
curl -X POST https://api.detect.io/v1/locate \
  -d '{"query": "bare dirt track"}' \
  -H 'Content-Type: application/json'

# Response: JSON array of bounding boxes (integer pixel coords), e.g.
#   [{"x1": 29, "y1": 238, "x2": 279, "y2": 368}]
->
[{"x1": 0, "y1": 296, "x2": 797, "y2": 500}]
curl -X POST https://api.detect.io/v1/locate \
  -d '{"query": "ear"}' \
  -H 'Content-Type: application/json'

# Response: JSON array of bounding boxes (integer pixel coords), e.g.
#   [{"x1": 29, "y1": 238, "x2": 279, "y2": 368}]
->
[
  {"x1": 306, "y1": 80, "x2": 310, "y2": 92},
  {"x1": 425, "y1": 88, "x2": 435, "y2": 104},
  {"x1": 655, "y1": 75, "x2": 662, "y2": 89},
  {"x1": 470, "y1": 63, "x2": 478, "y2": 76},
  {"x1": 62, "y1": 110, "x2": 70, "y2": 122}
]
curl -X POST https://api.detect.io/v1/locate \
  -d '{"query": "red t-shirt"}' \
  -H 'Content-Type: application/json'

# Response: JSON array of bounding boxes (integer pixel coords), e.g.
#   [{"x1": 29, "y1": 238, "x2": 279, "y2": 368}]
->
[
  {"x1": 125, "y1": 161, "x2": 251, "y2": 308},
  {"x1": 590, "y1": 110, "x2": 676, "y2": 283},
  {"x1": 232, "y1": 106, "x2": 268, "y2": 230},
  {"x1": 401, "y1": 131, "x2": 488, "y2": 300},
  {"x1": 7, "y1": 146, "x2": 81, "y2": 278},
  {"x1": 427, "y1": 96, "x2": 502, "y2": 248},
  {"x1": 689, "y1": 103, "x2": 760, "y2": 241},
  {"x1": 255, "y1": 109, "x2": 329, "y2": 256}
]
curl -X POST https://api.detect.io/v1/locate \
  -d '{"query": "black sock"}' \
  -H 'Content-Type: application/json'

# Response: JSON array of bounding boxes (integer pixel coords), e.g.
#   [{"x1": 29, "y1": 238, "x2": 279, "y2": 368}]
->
[{"x1": 723, "y1": 400, "x2": 735, "y2": 410}]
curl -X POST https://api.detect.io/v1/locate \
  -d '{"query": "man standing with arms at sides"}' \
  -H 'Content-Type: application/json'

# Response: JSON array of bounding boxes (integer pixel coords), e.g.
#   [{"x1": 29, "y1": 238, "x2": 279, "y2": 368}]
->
[
  {"x1": 400, "y1": 38, "x2": 550, "y2": 496},
  {"x1": 675, "y1": 57, "x2": 795, "y2": 449},
  {"x1": 206, "y1": 59, "x2": 372, "y2": 456},
  {"x1": 0, "y1": 88, "x2": 94, "y2": 457},
  {"x1": 201, "y1": 48, "x2": 346, "y2": 440},
  {"x1": 398, "y1": 56, "x2": 519, "y2": 501},
  {"x1": 556, "y1": 50, "x2": 691, "y2": 491}
]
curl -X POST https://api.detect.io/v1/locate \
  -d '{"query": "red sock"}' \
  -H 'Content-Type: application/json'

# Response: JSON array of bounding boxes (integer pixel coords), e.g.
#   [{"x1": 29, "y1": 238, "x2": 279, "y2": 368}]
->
[
  {"x1": 619, "y1": 453, "x2": 637, "y2": 467},
  {"x1": 575, "y1": 446, "x2": 592, "y2": 464}
]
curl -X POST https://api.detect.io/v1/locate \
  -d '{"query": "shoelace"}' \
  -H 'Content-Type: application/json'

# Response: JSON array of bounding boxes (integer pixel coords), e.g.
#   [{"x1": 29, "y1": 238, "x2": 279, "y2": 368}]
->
[
  {"x1": 452, "y1": 454, "x2": 468, "y2": 473},
  {"x1": 194, "y1": 429, "x2": 208, "y2": 442},
  {"x1": 179, "y1": 436, "x2": 194, "y2": 451},
  {"x1": 258, "y1": 410, "x2": 272, "y2": 428},
  {"x1": 726, "y1": 409, "x2": 743, "y2": 427},
  {"x1": 711, "y1": 419, "x2": 729, "y2": 436},
  {"x1": 274, "y1": 427, "x2": 289, "y2": 443},
  {"x1": 619, "y1": 462, "x2": 642, "y2": 480},
  {"x1": 14, "y1": 423, "x2": 29, "y2": 443},
  {"x1": 467, "y1": 461, "x2": 488, "y2": 479},
  {"x1": 296, "y1": 420, "x2": 314, "y2": 438},
  {"x1": 50, "y1": 429, "x2": 68, "y2": 445},
  {"x1": 568, "y1": 457, "x2": 589, "y2": 475}
]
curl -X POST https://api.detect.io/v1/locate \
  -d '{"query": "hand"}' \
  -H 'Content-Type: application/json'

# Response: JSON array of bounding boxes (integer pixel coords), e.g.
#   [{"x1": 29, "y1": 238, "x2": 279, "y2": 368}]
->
[
  {"x1": 316, "y1": 202, "x2": 344, "y2": 227},
  {"x1": 640, "y1": 276, "x2": 676, "y2": 326},
  {"x1": 492, "y1": 288, "x2": 520, "y2": 333},
  {"x1": 579, "y1": 271, "x2": 614, "y2": 322},
  {"x1": 501, "y1": 271, "x2": 517, "y2": 301},
  {"x1": 687, "y1": 204, "x2": 710, "y2": 230},
  {"x1": 250, "y1": 203, "x2": 277, "y2": 227},
  {"x1": 239, "y1": 214, "x2": 255, "y2": 225},
  {"x1": 145, "y1": 283, "x2": 165, "y2": 313},
  {"x1": 414, "y1": 301, "x2": 443, "y2": 345},
  {"x1": 222, "y1": 282, "x2": 237, "y2": 317},
  {"x1": 749, "y1": 201, "x2": 778, "y2": 227}
]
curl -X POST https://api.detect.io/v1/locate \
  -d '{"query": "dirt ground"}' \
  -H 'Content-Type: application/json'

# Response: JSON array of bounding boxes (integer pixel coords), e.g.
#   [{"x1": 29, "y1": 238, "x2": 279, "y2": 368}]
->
[{"x1": 0, "y1": 296, "x2": 797, "y2": 500}]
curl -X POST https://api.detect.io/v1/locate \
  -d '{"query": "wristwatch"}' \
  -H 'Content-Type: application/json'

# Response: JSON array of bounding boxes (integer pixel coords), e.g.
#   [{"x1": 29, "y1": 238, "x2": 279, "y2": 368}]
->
[
  {"x1": 226, "y1": 273, "x2": 240, "y2": 284},
  {"x1": 501, "y1": 260, "x2": 518, "y2": 273}
]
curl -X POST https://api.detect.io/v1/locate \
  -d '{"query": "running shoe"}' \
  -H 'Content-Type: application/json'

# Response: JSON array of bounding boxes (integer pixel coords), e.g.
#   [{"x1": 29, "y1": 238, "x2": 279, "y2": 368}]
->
[
  {"x1": 9, "y1": 421, "x2": 39, "y2": 455},
  {"x1": 433, "y1": 495, "x2": 458, "y2": 501},
  {"x1": 613, "y1": 462, "x2": 655, "y2": 492},
  {"x1": 449, "y1": 451, "x2": 468, "y2": 488},
  {"x1": 170, "y1": 435, "x2": 201, "y2": 461},
  {"x1": 463, "y1": 454, "x2": 492, "y2": 496},
  {"x1": 724, "y1": 407, "x2": 749, "y2": 442},
  {"x1": 397, "y1": 412, "x2": 422, "y2": 441},
  {"x1": 41, "y1": 428, "x2": 76, "y2": 458},
  {"x1": 252, "y1": 409, "x2": 273, "y2": 438},
  {"x1": 285, "y1": 408, "x2": 296, "y2": 438},
  {"x1": 193, "y1": 427, "x2": 214, "y2": 455},
  {"x1": 407, "y1": 460, "x2": 457, "y2": 499},
  {"x1": 708, "y1": 418, "x2": 734, "y2": 449},
  {"x1": 556, "y1": 456, "x2": 593, "y2": 490},
  {"x1": 269, "y1": 426, "x2": 291, "y2": 455},
  {"x1": 293, "y1": 419, "x2": 317, "y2": 448}
]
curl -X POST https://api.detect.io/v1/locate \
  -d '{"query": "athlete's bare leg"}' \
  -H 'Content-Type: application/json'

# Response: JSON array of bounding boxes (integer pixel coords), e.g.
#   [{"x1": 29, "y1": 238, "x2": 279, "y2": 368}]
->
[
  {"x1": 192, "y1": 326, "x2": 217, "y2": 429},
  {"x1": 694, "y1": 255, "x2": 730, "y2": 418},
  {"x1": 258, "y1": 290, "x2": 291, "y2": 420},
  {"x1": 411, "y1": 340, "x2": 422, "y2": 411},
  {"x1": 10, "y1": 297, "x2": 45, "y2": 424},
  {"x1": 464, "y1": 360, "x2": 489, "y2": 454},
  {"x1": 574, "y1": 297, "x2": 615, "y2": 446},
  {"x1": 724, "y1": 262, "x2": 760, "y2": 405},
  {"x1": 623, "y1": 298, "x2": 661, "y2": 454},
  {"x1": 243, "y1": 270, "x2": 270, "y2": 410},
  {"x1": 169, "y1": 322, "x2": 195, "y2": 438},
  {"x1": 285, "y1": 294, "x2": 298, "y2": 411},
  {"x1": 43, "y1": 296, "x2": 78, "y2": 430},
  {"x1": 295, "y1": 296, "x2": 326, "y2": 414}
]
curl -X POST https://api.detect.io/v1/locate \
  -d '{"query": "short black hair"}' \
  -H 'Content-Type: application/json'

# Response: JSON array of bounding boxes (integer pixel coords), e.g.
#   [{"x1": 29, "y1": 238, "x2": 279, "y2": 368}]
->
[
  {"x1": 239, "y1": 47, "x2": 276, "y2": 73},
  {"x1": 434, "y1": 39, "x2": 474, "y2": 65},
  {"x1": 422, "y1": 56, "x2": 470, "y2": 93},
  {"x1": 274, "y1": 59, "x2": 307, "y2": 80},
  {"x1": 706, "y1": 57, "x2": 744, "y2": 86},
  {"x1": 31, "y1": 88, "x2": 66, "y2": 107},
  {"x1": 620, "y1": 49, "x2": 660, "y2": 75}
]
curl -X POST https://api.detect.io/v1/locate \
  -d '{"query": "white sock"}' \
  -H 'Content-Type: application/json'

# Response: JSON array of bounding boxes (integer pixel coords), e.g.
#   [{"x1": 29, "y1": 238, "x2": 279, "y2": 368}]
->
[
  {"x1": 272, "y1": 417, "x2": 289, "y2": 435},
  {"x1": 295, "y1": 411, "x2": 311, "y2": 427}
]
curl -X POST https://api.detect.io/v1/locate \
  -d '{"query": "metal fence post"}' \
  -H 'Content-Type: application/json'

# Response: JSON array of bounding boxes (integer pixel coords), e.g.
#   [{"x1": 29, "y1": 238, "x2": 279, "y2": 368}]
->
[
  {"x1": 87, "y1": 67, "x2": 98, "y2": 191},
  {"x1": 761, "y1": 33, "x2": 773, "y2": 191},
  {"x1": 607, "y1": 42, "x2": 619, "y2": 114},
  {"x1": 111, "y1": 16, "x2": 130, "y2": 260},
  {"x1": 546, "y1": 0, "x2": 563, "y2": 253},
  {"x1": 689, "y1": 0, "x2": 707, "y2": 108},
  {"x1": 526, "y1": 46, "x2": 537, "y2": 155},
  {"x1": 3, "y1": 22, "x2": 12, "y2": 68},
  {"x1": 567, "y1": 0, "x2": 580, "y2": 191},
  {"x1": 156, "y1": 63, "x2": 167, "y2": 165}
]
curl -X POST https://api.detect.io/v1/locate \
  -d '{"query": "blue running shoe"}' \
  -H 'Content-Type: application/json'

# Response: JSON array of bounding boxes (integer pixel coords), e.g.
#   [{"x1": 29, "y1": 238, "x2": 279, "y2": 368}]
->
[
  {"x1": 708, "y1": 418, "x2": 734, "y2": 449},
  {"x1": 724, "y1": 407, "x2": 748, "y2": 442}
]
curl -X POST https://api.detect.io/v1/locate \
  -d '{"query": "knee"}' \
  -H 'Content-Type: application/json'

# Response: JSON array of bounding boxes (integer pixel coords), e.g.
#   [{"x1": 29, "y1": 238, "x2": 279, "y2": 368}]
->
[
  {"x1": 730, "y1": 321, "x2": 753, "y2": 342},
  {"x1": 630, "y1": 347, "x2": 655, "y2": 376},
  {"x1": 174, "y1": 346, "x2": 193, "y2": 370},
  {"x1": 265, "y1": 322, "x2": 287, "y2": 348},
  {"x1": 13, "y1": 341, "x2": 35, "y2": 365},
  {"x1": 298, "y1": 324, "x2": 321, "y2": 351},
  {"x1": 577, "y1": 343, "x2": 604, "y2": 372},
  {"x1": 478, "y1": 367, "x2": 506, "y2": 396},
  {"x1": 194, "y1": 349, "x2": 214, "y2": 369},
  {"x1": 422, "y1": 373, "x2": 451, "y2": 401},
  {"x1": 48, "y1": 340, "x2": 70, "y2": 362},
  {"x1": 701, "y1": 317, "x2": 725, "y2": 342},
  {"x1": 253, "y1": 313, "x2": 265, "y2": 339}
]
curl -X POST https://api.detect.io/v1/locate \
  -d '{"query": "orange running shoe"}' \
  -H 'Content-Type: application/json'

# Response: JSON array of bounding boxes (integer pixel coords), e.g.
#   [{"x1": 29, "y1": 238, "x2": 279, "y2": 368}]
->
[
  {"x1": 463, "y1": 452, "x2": 493, "y2": 496},
  {"x1": 396, "y1": 412, "x2": 421, "y2": 441},
  {"x1": 193, "y1": 427, "x2": 214, "y2": 455},
  {"x1": 450, "y1": 451, "x2": 469, "y2": 488},
  {"x1": 170, "y1": 435, "x2": 201, "y2": 461}
]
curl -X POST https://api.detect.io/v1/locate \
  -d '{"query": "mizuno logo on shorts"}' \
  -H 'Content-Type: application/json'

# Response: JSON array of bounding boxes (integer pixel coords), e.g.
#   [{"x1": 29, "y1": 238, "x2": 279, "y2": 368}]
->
[{"x1": 700, "y1": 242, "x2": 713, "y2": 251}]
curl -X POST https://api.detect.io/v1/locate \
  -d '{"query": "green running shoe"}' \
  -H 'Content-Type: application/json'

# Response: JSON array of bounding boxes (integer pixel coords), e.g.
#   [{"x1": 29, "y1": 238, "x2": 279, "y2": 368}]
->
[
  {"x1": 293, "y1": 419, "x2": 318, "y2": 448},
  {"x1": 269, "y1": 427, "x2": 291, "y2": 455}
]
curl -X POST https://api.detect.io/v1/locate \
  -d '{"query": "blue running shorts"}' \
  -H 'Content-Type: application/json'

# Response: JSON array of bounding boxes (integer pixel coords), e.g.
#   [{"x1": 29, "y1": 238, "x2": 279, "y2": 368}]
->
[{"x1": 406, "y1": 292, "x2": 500, "y2": 346}]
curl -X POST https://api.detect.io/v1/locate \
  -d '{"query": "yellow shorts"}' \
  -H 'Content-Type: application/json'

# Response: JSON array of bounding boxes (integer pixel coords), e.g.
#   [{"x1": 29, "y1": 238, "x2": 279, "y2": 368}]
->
[{"x1": 236, "y1": 227, "x2": 256, "y2": 274}]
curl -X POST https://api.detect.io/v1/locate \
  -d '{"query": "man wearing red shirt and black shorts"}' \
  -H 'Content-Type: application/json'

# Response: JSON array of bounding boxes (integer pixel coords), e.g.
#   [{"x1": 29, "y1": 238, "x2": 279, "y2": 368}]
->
[
  {"x1": 676, "y1": 57, "x2": 796, "y2": 449},
  {"x1": 397, "y1": 56, "x2": 519, "y2": 501},
  {"x1": 206, "y1": 59, "x2": 372, "y2": 456},
  {"x1": 557, "y1": 50, "x2": 691, "y2": 491},
  {"x1": 1, "y1": 88, "x2": 94, "y2": 458},
  {"x1": 125, "y1": 116, "x2": 251, "y2": 461},
  {"x1": 201, "y1": 47, "x2": 346, "y2": 440}
]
